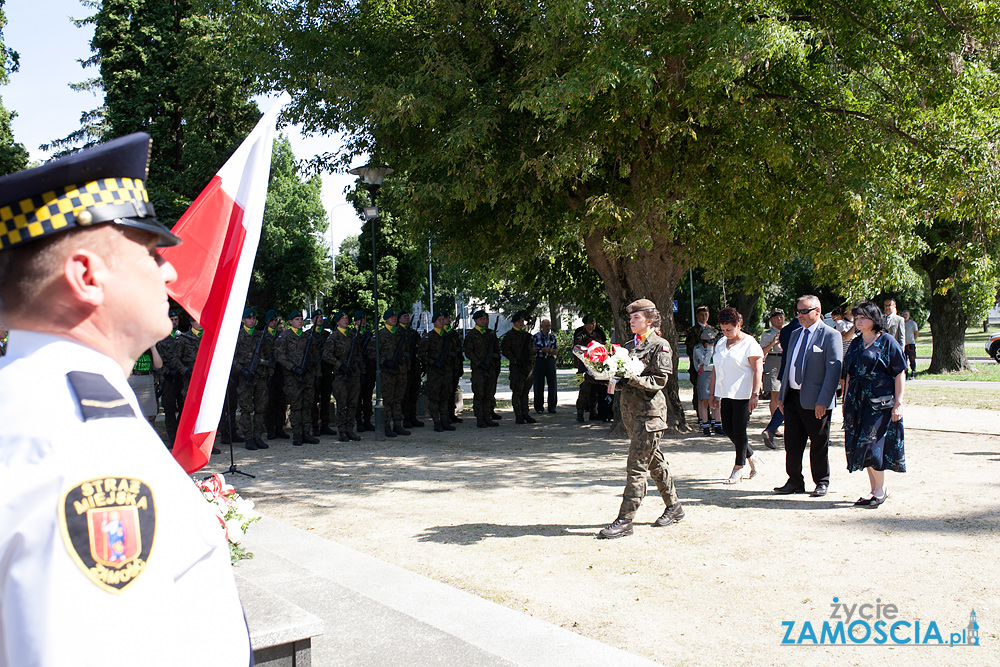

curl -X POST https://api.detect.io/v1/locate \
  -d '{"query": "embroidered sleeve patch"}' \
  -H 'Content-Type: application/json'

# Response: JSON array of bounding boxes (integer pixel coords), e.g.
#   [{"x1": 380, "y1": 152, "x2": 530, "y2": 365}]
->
[
  {"x1": 58, "y1": 477, "x2": 156, "y2": 593},
  {"x1": 67, "y1": 371, "x2": 136, "y2": 420}
]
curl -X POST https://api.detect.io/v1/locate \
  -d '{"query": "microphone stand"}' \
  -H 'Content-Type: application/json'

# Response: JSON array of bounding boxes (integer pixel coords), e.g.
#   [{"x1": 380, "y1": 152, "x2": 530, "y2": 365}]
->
[{"x1": 221, "y1": 376, "x2": 254, "y2": 478}]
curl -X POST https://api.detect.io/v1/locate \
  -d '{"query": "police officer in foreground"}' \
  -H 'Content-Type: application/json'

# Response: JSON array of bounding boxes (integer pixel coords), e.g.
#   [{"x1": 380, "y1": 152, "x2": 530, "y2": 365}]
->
[
  {"x1": 0, "y1": 133, "x2": 250, "y2": 662},
  {"x1": 598, "y1": 298, "x2": 685, "y2": 539}
]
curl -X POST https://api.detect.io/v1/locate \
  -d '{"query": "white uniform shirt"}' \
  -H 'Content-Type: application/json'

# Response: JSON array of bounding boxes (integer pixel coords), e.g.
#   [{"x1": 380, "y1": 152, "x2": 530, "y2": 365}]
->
[
  {"x1": 712, "y1": 335, "x2": 764, "y2": 400},
  {"x1": 0, "y1": 331, "x2": 250, "y2": 666}
]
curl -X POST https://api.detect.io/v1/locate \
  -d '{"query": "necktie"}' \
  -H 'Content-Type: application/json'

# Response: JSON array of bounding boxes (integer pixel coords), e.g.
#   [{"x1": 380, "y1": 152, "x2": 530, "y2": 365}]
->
[{"x1": 793, "y1": 328, "x2": 810, "y2": 385}]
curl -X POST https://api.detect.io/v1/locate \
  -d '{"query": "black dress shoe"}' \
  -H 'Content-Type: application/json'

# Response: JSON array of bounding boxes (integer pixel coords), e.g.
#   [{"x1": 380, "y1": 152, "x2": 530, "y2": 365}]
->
[
  {"x1": 773, "y1": 481, "x2": 806, "y2": 494},
  {"x1": 761, "y1": 430, "x2": 777, "y2": 450},
  {"x1": 597, "y1": 518, "x2": 634, "y2": 539},
  {"x1": 811, "y1": 484, "x2": 829, "y2": 497},
  {"x1": 653, "y1": 504, "x2": 685, "y2": 527},
  {"x1": 853, "y1": 496, "x2": 873, "y2": 507}
]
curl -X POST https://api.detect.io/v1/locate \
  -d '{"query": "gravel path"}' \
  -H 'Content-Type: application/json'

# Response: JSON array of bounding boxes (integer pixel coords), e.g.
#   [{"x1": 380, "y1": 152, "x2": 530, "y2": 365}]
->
[{"x1": 226, "y1": 394, "x2": 999, "y2": 666}]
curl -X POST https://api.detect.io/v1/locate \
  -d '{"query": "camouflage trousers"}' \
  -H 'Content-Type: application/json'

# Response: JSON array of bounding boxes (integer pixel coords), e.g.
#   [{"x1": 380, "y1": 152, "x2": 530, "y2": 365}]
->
[
  {"x1": 381, "y1": 368, "x2": 405, "y2": 424},
  {"x1": 284, "y1": 374, "x2": 315, "y2": 436},
  {"x1": 237, "y1": 375, "x2": 268, "y2": 439},
  {"x1": 332, "y1": 373, "x2": 361, "y2": 435},
  {"x1": 470, "y1": 368, "x2": 497, "y2": 420},
  {"x1": 617, "y1": 417, "x2": 679, "y2": 521},
  {"x1": 508, "y1": 365, "x2": 534, "y2": 418},
  {"x1": 425, "y1": 368, "x2": 452, "y2": 423}
]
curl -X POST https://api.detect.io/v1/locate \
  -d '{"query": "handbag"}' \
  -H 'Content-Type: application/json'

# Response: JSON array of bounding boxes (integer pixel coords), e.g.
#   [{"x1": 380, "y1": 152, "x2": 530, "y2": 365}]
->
[{"x1": 869, "y1": 394, "x2": 894, "y2": 410}]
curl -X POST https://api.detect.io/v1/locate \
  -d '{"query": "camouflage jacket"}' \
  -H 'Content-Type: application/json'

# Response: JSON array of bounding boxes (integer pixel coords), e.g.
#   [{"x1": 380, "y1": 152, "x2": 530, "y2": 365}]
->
[
  {"x1": 377, "y1": 325, "x2": 408, "y2": 374},
  {"x1": 501, "y1": 327, "x2": 534, "y2": 373},
  {"x1": 276, "y1": 327, "x2": 315, "y2": 379},
  {"x1": 233, "y1": 326, "x2": 270, "y2": 379},
  {"x1": 447, "y1": 327, "x2": 465, "y2": 375},
  {"x1": 400, "y1": 325, "x2": 422, "y2": 373},
  {"x1": 419, "y1": 328, "x2": 451, "y2": 376},
  {"x1": 572, "y1": 325, "x2": 606, "y2": 373},
  {"x1": 175, "y1": 330, "x2": 203, "y2": 377},
  {"x1": 323, "y1": 327, "x2": 364, "y2": 378},
  {"x1": 619, "y1": 331, "x2": 674, "y2": 432},
  {"x1": 156, "y1": 330, "x2": 185, "y2": 376},
  {"x1": 464, "y1": 326, "x2": 499, "y2": 373}
]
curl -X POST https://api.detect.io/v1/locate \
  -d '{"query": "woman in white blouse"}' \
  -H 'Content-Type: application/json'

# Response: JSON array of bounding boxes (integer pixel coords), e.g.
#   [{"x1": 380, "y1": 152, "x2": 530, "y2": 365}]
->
[{"x1": 710, "y1": 307, "x2": 765, "y2": 483}]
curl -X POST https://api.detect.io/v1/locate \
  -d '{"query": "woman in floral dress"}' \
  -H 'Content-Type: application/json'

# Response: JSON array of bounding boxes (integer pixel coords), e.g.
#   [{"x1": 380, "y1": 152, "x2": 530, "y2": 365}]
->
[{"x1": 843, "y1": 301, "x2": 907, "y2": 508}]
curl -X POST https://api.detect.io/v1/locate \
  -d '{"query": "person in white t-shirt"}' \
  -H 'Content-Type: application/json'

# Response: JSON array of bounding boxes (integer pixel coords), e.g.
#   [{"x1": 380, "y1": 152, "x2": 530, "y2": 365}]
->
[{"x1": 710, "y1": 307, "x2": 765, "y2": 484}]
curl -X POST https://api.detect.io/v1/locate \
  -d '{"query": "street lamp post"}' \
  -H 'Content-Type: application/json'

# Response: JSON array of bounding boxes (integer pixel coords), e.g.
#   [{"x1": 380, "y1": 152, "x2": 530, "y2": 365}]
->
[{"x1": 348, "y1": 164, "x2": 394, "y2": 441}]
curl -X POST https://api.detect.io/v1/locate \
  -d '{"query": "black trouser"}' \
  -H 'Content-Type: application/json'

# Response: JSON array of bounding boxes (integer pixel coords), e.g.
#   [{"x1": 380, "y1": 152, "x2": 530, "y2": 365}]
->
[
  {"x1": 533, "y1": 357, "x2": 557, "y2": 412},
  {"x1": 160, "y1": 374, "x2": 184, "y2": 441},
  {"x1": 904, "y1": 343, "x2": 916, "y2": 375},
  {"x1": 719, "y1": 398, "x2": 753, "y2": 466},
  {"x1": 782, "y1": 388, "x2": 831, "y2": 487}
]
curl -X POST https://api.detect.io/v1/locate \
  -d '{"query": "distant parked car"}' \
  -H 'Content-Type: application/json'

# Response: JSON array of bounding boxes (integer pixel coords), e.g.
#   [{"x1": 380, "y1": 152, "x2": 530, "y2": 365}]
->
[{"x1": 987, "y1": 332, "x2": 1000, "y2": 363}]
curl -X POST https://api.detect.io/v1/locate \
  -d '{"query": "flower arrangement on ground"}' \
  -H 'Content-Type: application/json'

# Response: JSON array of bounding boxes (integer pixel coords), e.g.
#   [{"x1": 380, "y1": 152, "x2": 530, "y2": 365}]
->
[
  {"x1": 194, "y1": 473, "x2": 261, "y2": 564},
  {"x1": 572, "y1": 340, "x2": 645, "y2": 382}
]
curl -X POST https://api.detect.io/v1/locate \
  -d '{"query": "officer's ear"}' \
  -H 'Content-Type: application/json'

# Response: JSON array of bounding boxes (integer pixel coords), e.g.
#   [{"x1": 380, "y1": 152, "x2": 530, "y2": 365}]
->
[{"x1": 63, "y1": 246, "x2": 111, "y2": 308}]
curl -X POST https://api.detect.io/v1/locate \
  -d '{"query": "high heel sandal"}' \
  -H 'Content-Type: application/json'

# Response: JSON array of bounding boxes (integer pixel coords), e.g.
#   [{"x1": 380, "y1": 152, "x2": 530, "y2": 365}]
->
[
  {"x1": 748, "y1": 453, "x2": 763, "y2": 479},
  {"x1": 724, "y1": 467, "x2": 744, "y2": 484}
]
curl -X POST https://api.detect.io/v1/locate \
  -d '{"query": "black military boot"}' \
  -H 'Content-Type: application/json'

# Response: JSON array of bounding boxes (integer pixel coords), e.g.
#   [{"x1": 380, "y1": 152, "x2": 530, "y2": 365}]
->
[
  {"x1": 348, "y1": 432, "x2": 361, "y2": 441},
  {"x1": 275, "y1": 429, "x2": 290, "y2": 440},
  {"x1": 339, "y1": 433, "x2": 350, "y2": 442},
  {"x1": 403, "y1": 418, "x2": 414, "y2": 428},
  {"x1": 364, "y1": 421, "x2": 376, "y2": 431},
  {"x1": 515, "y1": 415, "x2": 526, "y2": 425},
  {"x1": 442, "y1": 419, "x2": 456, "y2": 431},
  {"x1": 449, "y1": 414, "x2": 462, "y2": 423},
  {"x1": 653, "y1": 504, "x2": 685, "y2": 527},
  {"x1": 394, "y1": 423, "x2": 411, "y2": 436},
  {"x1": 491, "y1": 412, "x2": 502, "y2": 420},
  {"x1": 486, "y1": 419, "x2": 499, "y2": 427},
  {"x1": 477, "y1": 418, "x2": 489, "y2": 428},
  {"x1": 597, "y1": 518, "x2": 633, "y2": 539},
  {"x1": 433, "y1": 420, "x2": 445, "y2": 432},
  {"x1": 576, "y1": 411, "x2": 585, "y2": 422},
  {"x1": 255, "y1": 436, "x2": 269, "y2": 450},
  {"x1": 302, "y1": 430, "x2": 320, "y2": 444},
  {"x1": 245, "y1": 438, "x2": 258, "y2": 451},
  {"x1": 385, "y1": 425, "x2": 397, "y2": 438},
  {"x1": 320, "y1": 424, "x2": 336, "y2": 436},
  {"x1": 410, "y1": 418, "x2": 424, "y2": 427},
  {"x1": 292, "y1": 433, "x2": 303, "y2": 446},
  {"x1": 524, "y1": 414, "x2": 537, "y2": 424}
]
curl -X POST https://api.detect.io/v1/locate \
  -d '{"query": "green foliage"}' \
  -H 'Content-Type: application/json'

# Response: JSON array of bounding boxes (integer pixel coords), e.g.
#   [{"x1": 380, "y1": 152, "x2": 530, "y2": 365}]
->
[
  {"x1": 248, "y1": 136, "x2": 331, "y2": 314},
  {"x1": 0, "y1": 0, "x2": 27, "y2": 176}
]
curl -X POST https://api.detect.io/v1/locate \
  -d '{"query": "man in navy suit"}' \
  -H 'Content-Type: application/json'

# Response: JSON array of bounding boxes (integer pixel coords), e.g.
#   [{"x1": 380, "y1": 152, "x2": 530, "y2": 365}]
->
[{"x1": 774, "y1": 295, "x2": 843, "y2": 496}]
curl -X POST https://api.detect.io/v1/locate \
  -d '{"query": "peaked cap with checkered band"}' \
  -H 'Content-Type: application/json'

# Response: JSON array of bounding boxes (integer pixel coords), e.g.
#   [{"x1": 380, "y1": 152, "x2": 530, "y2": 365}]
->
[{"x1": 0, "y1": 133, "x2": 181, "y2": 250}]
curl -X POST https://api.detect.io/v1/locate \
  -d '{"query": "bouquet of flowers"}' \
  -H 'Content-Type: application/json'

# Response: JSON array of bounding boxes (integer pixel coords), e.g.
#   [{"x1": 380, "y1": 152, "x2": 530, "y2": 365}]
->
[
  {"x1": 572, "y1": 340, "x2": 644, "y2": 382},
  {"x1": 194, "y1": 473, "x2": 261, "y2": 564}
]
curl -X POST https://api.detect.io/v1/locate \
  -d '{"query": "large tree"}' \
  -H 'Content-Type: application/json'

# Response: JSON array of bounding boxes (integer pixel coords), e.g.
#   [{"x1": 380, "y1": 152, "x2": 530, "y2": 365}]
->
[
  {"x1": 0, "y1": 0, "x2": 27, "y2": 176},
  {"x1": 240, "y1": 1, "x2": 1000, "y2": 424}
]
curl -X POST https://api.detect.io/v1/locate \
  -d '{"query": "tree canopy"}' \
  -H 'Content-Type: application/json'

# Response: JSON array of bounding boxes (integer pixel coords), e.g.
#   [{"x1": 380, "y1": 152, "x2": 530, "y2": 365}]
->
[{"x1": 0, "y1": 0, "x2": 28, "y2": 176}]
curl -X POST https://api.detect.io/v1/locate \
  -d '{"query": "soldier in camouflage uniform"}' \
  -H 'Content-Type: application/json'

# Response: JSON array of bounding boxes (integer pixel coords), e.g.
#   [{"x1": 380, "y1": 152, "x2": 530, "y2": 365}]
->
[
  {"x1": 419, "y1": 312, "x2": 457, "y2": 432},
  {"x1": 175, "y1": 319, "x2": 203, "y2": 399},
  {"x1": 323, "y1": 310, "x2": 363, "y2": 442},
  {"x1": 233, "y1": 308, "x2": 271, "y2": 451},
  {"x1": 308, "y1": 309, "x2": 336, "y2": 437},
  {"x1": 501, "y1": 311, "x2": 536, "y2": 424},
  {"x1": 156, "y1": 309, "x2": 185, "y2": 444},
  {"x1": 0, "y1": 325, "x2": 7, "y2": 356},
  {"x1": 398, "y1": 309, "x2": 424, "y2": 428},
  {"x1": 264, "y1": 310, "x2": 289, "y2": 440},
  {"x1": 276, "y1": 310, "x2": 320, "y2": 446},
  {"x1": 598, "y1": 298, "x2": 685, "y2": 539},
  {"x1": 355, "y1": 311, "x2": 376, "y2": 432},
  {"x1": 444, "y1": 315, "x2": 463, "y2": 423},
  {"x1": 464, "y1": 310, "x2": 500, "y2": 428},
  {"x1": 378, "y1": 308, "x2": 410, "y2": 437}
]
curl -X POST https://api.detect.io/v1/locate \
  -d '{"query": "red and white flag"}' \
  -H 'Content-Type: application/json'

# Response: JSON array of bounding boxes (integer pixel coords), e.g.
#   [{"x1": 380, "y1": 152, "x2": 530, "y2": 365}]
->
[{"x1": 161, "y1": 93, "x2": 290, "y2": 474}]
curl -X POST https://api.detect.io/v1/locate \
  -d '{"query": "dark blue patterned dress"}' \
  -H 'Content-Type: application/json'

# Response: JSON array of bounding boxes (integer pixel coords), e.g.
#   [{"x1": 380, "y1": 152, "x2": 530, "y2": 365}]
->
[{"x1": 843, "y1": 333, "x2": 907, "y2": 473}]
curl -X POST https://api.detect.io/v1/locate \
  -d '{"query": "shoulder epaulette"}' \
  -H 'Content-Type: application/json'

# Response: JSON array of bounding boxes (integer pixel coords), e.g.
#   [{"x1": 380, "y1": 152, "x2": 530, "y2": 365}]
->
[{"x1": 67, "y1": 371, "x2": 136, "y2": 421}]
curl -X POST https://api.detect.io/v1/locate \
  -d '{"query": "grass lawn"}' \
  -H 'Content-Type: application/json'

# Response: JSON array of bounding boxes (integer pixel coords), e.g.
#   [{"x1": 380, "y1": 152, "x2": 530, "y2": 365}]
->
[
  {"x1": 904, "y1": 384, "x2": 1000, "y2": 410},
  {"x1": 912, "y1": 323, "x2": 999, "y2": 359}
]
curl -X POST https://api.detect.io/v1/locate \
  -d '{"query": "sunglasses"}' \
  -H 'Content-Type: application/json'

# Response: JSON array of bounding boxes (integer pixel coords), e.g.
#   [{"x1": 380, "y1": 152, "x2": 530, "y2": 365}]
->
[{"x1": 796, "y1": 307, "x2": 819, "y2": 315}]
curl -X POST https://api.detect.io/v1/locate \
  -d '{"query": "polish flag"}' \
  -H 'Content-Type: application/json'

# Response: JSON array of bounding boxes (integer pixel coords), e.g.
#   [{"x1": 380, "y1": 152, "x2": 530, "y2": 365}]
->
[{"x1": 161, "y1": 93, "x2": 290, "y2": 474}]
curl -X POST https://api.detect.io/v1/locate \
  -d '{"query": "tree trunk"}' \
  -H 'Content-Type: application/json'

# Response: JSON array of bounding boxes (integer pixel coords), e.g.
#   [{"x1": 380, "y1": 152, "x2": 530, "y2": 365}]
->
[
  {"x1": 925, "y1": 257, "x2": 972, "y2": 372},
  {"x1": 547, "y1": 293, "x2": 562, "y2": 331},
  {"x1": 584, "y1": 229, "x2": 690, "y2": 432}
]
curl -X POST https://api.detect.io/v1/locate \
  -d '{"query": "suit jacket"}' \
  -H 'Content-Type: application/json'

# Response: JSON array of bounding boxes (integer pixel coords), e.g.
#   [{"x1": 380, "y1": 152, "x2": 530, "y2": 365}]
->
[
  {"x1": 778, "y1": 322, "x2": 843, "y2": 410},
  {"x1": 884, "y1": 313, "x2": 906, "y2": 349}
]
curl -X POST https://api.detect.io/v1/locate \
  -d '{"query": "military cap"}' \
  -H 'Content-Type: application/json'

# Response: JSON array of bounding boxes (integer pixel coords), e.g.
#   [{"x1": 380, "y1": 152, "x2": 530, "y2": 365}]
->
[
  {"x1": 0, "y1": 133, "x2": 181, "y2": 251},
  {"x1": 511, "y1": 311, "x2": 526, "y2": 323},
  {"x1": 287, "y1": 309, "x2": 303, "y2": 321},
  {"x1": 243, "y1": 307, "x2": 256, "y2": 319},
  {"x1": 471, "y1": 309, "x2": 488, "y2": 320},
  {"x1": 397, "y1": 307, "x2": 411, "y2": 317},
  {"x1": 333, "y1": 309, "x2": 348, "y2": 322},
  {"x1": 626, "y1": 298, "x2": 656, "y2": 314},
  {"x1": 353, "y1": 310, "x2": 366, "y2": 321},
  {"x1": 311, "y1": 308, "x2": 323, "y2": 318},
  {"x1": 264, "y1": 309, "x2": 278, "y2": 323},
  {"x1": 767, "y1": 308, "x2": 785, "y2": 319},
  {"x1": 581, "y1": 313, "x2": 595, "y2": 324},
  {"x1": 383, "y1": 307, "x2": 397, "y2": 320},
  {"x1": 432, "y1": 311, "x2": 447, "y2": 322},
  {"x1": 168, "y1": 309, "x2": 179, "y2": 317}
]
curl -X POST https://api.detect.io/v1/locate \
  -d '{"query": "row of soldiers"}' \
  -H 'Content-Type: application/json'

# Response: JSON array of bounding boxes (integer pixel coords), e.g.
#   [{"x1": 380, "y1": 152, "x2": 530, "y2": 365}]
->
[{"x1": 154, "y1": 304, "x2": 547, "y2": 448}]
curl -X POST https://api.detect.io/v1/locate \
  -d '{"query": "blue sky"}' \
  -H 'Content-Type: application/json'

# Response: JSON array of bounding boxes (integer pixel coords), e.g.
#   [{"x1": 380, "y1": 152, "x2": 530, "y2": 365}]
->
[{"x1": 2, "y1": 0, "x2": 362, "y2": 255}]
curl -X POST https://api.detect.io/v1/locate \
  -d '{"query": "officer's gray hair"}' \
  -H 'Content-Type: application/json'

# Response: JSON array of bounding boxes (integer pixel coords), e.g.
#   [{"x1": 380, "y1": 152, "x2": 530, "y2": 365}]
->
[{"x1": 797, "y1": 294, "x2": 821, "y2": 310}]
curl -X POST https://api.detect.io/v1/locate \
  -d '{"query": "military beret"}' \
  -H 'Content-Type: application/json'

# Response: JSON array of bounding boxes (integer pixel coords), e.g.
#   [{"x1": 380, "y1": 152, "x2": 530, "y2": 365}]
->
[
  {"x1": 243, "y1": 307, "x2": 256, "y2": 319},
  {"x1": 768, "y1": 308, "x2": 785, "y2": 319},
  {"x1": 383, "y1": 308, "x2": 396, "y2": 320},
  {"x1": 471, "y1": 309, "x2": 488, "y2": 320},
  {"x1": 353, "y1": 310, "x2": 365, "y2": 321},
  {"x1": 333, "y1": 310, "x2": 348, "y2": 322},
  {"x1": 511, "y1": 311, "x2": 526, "y2": 323},
  {"x1": 432, "y1": 311, "x2": 447, "y2": 322},
  {"x1": 626, "y1": 298, "x2": 656, "y2": 314},
  {"x1": 168, "y1": 309, "x2": 179, "y2": 317},
  {"x1": 264, "y1": 309, "x2": 278, "y2": 323},
  {"x1": 0, "y1": 133, "x2": 181, "y2": 251},
  {"x1": 288, "y1": 309, "x2": 303, "y2": 321},
  {"x1": 311, "y1": 308, "x2": 323, "y2": 318},
  {"x1": 581, "y1": 313, "x2": 595, "y2": 324},
  {"x1": 397, "y1": 307, "x2": 411, "y2": 317}
]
